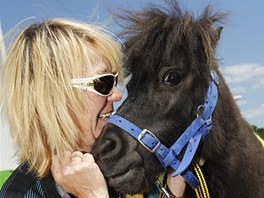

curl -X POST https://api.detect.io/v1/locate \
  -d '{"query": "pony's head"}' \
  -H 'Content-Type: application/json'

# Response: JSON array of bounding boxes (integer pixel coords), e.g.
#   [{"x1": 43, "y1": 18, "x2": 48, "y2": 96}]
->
[{"x1": 92, "y1": 2, "x2": 227, "y2": 195}]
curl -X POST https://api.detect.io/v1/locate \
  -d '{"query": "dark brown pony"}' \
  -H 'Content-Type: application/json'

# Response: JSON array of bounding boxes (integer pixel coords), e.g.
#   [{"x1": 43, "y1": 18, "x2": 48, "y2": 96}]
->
[{"x1": 92, "y1": 2, "x2": 264, "y2": 197}]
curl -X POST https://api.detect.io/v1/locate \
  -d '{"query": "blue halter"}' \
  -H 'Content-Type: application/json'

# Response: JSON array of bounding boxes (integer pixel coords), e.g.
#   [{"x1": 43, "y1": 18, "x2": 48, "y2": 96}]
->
[{"x1": 108, "y1": 70, "x2": 219, "y2": 189}]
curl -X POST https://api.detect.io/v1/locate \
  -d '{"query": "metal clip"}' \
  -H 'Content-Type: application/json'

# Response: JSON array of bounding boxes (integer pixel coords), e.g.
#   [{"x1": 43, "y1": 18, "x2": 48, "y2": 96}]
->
[{"x1": 155, "y1": 179, "x2": 174, "y2": 198}]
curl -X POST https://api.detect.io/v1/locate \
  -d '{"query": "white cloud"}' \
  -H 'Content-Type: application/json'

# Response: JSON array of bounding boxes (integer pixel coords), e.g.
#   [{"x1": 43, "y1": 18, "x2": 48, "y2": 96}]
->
[
  {"x1": 230, "y1": 86, "x2": 246, "y2": 94},
  {"x1": 222, "y1": 63, "x2": 264, "y2": 88},
  {"x1": 242, "y1": 104, "x2": 264, "y2": 119},
  {"x1": 222, "y1": 63, "x2": 264, "y2": 126},
  {"x1": 253, "y1": 79, "x2": 264, "y2": 89},
  {"x1": 236, "y1": 99, "x2": 248, "y2": 106}
]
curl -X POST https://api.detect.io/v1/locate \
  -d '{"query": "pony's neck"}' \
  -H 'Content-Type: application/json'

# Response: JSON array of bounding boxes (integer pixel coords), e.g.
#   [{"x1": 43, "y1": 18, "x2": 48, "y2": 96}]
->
[{"x1": 200, "y1": 76, "x2": 264, "y2": 197}]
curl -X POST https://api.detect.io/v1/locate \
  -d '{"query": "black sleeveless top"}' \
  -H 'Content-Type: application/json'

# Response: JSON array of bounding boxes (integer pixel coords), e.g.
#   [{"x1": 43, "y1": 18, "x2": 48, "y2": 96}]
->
[{"x1": 0, "y1": 162, "x2": 73, "y2": 198}]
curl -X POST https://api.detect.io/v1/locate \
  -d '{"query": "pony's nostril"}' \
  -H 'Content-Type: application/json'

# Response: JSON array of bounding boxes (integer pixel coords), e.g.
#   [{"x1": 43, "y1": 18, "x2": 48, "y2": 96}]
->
[
  {"x1": 101, "y1": 138, "x2": 117, "y2": 156},
  {"x1": 94, "y1": 131, "x2": 125, "y2": 160}
]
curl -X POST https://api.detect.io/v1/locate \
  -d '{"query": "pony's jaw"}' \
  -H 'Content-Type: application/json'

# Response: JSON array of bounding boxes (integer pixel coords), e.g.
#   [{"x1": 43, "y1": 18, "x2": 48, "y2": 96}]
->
[{"x1": 107, "y1": 165, "x2": 147, "y2": 194}]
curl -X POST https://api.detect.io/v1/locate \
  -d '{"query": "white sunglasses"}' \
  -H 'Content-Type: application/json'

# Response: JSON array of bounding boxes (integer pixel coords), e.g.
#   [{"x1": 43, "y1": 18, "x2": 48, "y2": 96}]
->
[{"x1": 70, "y1": 73, "x2": 118, "y2": 96}]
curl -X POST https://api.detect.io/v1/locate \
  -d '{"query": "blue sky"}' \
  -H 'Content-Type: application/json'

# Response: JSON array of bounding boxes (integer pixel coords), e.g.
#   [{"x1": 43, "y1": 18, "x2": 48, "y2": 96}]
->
[{"x1": 0, "y1": 0, "x2": 263, "y2": 127}]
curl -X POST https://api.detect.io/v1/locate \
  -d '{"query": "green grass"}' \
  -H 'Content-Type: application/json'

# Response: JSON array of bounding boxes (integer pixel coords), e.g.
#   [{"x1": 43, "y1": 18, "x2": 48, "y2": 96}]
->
[{"x1": 0, "y1": 170, "x2": 12, "y2": 189}]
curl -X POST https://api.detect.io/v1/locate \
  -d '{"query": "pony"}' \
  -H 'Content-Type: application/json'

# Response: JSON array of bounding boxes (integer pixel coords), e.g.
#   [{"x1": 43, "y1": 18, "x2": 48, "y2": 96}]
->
[{"x1": 92, "y1": 2, "x2": 264, "y2": 197}]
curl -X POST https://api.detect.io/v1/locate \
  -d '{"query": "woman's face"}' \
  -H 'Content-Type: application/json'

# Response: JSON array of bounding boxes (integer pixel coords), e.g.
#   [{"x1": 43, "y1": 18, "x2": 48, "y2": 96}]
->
[{"x1": 74, "y1": 59, "x2": 122, "y2": 152}]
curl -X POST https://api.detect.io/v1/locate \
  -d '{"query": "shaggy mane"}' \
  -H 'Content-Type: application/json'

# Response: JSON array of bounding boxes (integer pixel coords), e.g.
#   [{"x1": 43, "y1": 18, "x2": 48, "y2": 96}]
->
[{"x1": 116, "y1": 1, "x2": 227, "y2": 76}]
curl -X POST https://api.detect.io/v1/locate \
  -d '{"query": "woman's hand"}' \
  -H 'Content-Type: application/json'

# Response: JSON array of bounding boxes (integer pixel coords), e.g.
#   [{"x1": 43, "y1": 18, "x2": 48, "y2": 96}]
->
[
  {"x1": 51, "y1": 151, "x2": 109, "y2": 198},
  {"x1": 166, "y1": 171, "x2": 186, "y2": 198},
  {"x1": 166, "y1": 158, "x2": 205, "y2": 197}
]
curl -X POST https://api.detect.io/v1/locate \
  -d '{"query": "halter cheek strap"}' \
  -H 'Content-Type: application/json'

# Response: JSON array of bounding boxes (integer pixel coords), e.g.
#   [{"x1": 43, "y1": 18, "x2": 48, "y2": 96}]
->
[{"x1": 108, "y1": 70, "x2": 219, "y2": 189}]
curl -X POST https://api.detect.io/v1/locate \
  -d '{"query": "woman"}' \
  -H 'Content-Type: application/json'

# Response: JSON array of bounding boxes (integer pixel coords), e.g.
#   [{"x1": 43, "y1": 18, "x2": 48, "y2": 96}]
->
[{"x1": 0, "y1": 18, "x2": 122, "y2": 198}]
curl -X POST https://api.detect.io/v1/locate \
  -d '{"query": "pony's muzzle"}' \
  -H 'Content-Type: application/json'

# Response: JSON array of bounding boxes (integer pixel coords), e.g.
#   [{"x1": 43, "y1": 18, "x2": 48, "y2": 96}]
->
[{"x1": 92, "y1": 123, "x2": 147, "y2": 194}]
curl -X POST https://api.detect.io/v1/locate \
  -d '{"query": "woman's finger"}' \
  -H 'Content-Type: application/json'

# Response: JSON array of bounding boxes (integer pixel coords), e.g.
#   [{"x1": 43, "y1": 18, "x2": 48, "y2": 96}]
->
[
  {"x1": 82, "y1": 153, "x2": 95, "y2": 163},
  {"x1": 70, "y1": 151, "x2": 83, "y2": 163}
]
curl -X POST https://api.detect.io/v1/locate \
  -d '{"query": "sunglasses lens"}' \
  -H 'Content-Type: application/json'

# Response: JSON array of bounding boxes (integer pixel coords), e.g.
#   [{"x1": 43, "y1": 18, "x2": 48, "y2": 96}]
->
[{"x1": 94, "y1": 75, "x2": 115, "y2": 95}]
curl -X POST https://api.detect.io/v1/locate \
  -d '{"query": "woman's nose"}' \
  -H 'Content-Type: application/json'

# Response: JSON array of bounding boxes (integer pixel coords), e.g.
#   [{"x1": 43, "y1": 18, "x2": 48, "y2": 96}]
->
[{"x1": 108, "y1": 87, "x2": 122, "y2": 102}]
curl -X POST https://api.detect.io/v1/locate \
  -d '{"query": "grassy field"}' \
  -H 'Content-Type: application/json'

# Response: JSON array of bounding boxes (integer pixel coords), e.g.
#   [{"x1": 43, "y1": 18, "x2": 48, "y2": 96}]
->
[{"x1": 0, "y1": 170, "x2": 12, "y2": 188}]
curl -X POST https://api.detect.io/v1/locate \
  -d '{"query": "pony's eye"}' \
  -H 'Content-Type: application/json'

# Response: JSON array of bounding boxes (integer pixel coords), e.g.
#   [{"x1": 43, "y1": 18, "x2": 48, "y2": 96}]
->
[{"x1": 163, "y1": 70, "x2": 182, "y2": 85}]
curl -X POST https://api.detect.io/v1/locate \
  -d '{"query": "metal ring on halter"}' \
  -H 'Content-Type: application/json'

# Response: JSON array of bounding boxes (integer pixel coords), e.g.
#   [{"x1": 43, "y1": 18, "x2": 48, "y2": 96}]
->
[
  {"x1": 196, "y1": 105, "x2": 204, "y2": 118},
  {"x1": 210, "y1": 70, "x2": 219, "y2": 86}
]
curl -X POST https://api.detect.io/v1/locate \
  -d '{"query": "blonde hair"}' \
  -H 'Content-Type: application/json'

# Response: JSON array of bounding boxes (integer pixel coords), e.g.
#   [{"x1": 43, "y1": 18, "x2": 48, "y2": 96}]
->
[{"x1": 0, "y1": 18, "x2": 122, "y2": 177}]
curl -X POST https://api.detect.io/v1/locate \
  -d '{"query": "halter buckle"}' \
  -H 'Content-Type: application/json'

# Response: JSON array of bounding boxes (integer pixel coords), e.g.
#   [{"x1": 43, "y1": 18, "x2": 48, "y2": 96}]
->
[{"x1": 138, "y1": 129, "x2": 161, "y2": 153}]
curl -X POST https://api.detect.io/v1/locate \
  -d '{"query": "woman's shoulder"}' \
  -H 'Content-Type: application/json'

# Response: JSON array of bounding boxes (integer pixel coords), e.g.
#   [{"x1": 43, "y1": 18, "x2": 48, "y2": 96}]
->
[
  {"x1": 0, "y1": 163, "x2": 61, "y2": 198},
  {"x1": 0, "y1": 163, "x2": 40, "y2": 197}
]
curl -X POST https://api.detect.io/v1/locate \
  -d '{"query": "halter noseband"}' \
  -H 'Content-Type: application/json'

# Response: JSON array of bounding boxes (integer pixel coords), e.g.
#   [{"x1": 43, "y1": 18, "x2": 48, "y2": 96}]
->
[{"x1": 108, "y1": 70, "x2": 219, "y2": 189}]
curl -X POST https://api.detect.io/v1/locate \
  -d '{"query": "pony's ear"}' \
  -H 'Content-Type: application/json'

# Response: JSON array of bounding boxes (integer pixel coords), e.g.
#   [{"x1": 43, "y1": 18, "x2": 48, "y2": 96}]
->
[
  {"x1": 211, "y1": 26, "x2": 223, "y2": 48},
  {"x1": 216, "y1": 26, "x2": 223, "y2": 41}
]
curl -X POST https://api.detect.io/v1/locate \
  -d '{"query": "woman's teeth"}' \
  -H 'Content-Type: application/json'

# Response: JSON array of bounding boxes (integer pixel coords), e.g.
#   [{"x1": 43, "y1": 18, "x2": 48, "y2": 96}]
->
[{"x1": 99, "y1": 111, "x2": 115, "y2": 119}]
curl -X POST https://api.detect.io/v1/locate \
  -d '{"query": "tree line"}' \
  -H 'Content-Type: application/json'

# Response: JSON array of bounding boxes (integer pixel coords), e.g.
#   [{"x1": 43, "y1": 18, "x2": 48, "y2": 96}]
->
[{"x1": 252, "y1": 125, "x2": 264, "y2": 140}]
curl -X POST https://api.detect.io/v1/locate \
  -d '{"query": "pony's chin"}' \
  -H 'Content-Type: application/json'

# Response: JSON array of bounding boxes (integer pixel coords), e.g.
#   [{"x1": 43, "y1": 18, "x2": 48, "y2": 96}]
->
[{"x1": 108, "y1": 167, "x2": 146, "y2": 194}]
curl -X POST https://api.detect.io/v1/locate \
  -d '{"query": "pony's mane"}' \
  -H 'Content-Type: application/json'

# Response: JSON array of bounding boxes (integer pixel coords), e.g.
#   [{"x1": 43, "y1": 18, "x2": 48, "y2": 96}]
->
[{"x1": 117, "y1": 2, "x2": 227, "y2": 76}]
